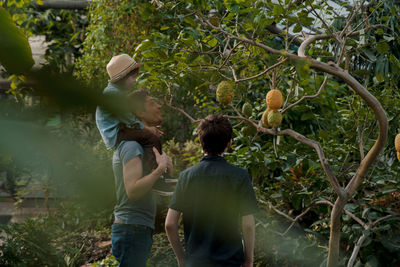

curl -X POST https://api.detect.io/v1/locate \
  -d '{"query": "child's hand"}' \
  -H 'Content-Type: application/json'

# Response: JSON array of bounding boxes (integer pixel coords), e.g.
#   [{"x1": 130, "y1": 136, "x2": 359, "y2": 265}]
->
[{"x1": 146, "y1": 126, "x2": 164, "y2": 137}]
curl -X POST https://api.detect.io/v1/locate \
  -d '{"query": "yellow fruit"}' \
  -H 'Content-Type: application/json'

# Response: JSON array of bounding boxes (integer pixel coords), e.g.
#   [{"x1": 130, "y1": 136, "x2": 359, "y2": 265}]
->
[
  {"x1": 261, "y1": 109, "x2": 271, "y2": 127},
  {"x1": 267, "y1": 110, "x2": 283, "y2": 128},
  {"x1": 216, "y1": 81, "x2": 234, "y2": 105},
  {"x1": 242, "y1": 102, "x2": 252, "y2": 117},
  {"x1": 266, "y1": 89, "x2": 283, "y2": 111},
  {"x1": 397, "y1": 152, "x2": 400, "y2": 162},
  {"x1": 395, "y1": 134, "x2": 400, "y2": 151}
]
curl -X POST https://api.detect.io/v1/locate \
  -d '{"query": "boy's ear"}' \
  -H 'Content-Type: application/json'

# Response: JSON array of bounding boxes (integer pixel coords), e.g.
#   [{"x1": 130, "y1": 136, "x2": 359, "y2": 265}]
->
[{"x1": 225, "y1": 139, "x2": 232, "y2": 151}]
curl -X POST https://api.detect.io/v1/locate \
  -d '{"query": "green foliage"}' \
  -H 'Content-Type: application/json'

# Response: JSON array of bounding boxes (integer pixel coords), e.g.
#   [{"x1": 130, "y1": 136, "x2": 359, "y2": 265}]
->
[
  {"x1": 2, "y1": 0, "x2": 87, "y2": 95},
  {"x1": 0, "y1": 205, "x2": 113, "y2": 267},
  {"x1": 1, "y1": 0, "x2": 400, "y2": 265},
  {"x1": 93, "y1": 255, "x2": 118, "y2": 267},
  {"x1": 163, "y1": 138, "x2": 203, "y2": 177},
  {"x1": 0, "y1": 7, "x2": 34, "y2": 74},
  {"x1": 0, "y1": 218, "x2": 66, "y2": 267}
]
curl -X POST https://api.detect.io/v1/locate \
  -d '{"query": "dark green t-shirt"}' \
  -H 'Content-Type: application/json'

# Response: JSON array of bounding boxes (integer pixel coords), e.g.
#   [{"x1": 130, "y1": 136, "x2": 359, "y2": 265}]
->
[{"x1": 169, "y1": 155, "x2": 259, "y2": 266}]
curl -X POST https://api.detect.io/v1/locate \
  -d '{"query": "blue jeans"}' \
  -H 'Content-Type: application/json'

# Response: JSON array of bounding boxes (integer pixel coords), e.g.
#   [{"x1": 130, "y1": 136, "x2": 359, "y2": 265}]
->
[{"x1": 111, "y1": 223, "x2": 153, "y2": 267}]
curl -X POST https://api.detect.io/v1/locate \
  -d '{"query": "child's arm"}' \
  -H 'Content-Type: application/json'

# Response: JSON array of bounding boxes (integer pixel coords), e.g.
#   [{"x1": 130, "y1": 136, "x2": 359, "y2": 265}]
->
[
  {"x1": 242, "y1": 214, "x2": 255, "y2": 267},
  {"x1": 118, "y1": 124, "x2": 161, "y2": 148},
  {"x1": 145, "y1": 125, "x2": 163, "y2": 137},
  {"x1": 165, "y1": 209, "x2": 185, "y2": 267}
]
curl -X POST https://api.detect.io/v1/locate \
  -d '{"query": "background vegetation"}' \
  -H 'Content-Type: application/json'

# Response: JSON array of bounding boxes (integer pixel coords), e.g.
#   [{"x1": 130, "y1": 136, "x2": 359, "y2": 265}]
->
[{"x1": 0, "y1": 0, "x2": 399, "y2": 266}]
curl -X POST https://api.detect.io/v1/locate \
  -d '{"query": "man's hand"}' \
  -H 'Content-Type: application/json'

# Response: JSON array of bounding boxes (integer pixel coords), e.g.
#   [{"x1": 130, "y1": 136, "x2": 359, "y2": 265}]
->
[
  {"x1": 167, "y1": 156, "x2": 173, "y2": 175},
  {"x1": 165, "y1": 209, "x2": 185, "y2": 267},
  {"x1": 153, "y1": 147, "x2": 168, "y2": 172},
  {"x1": 242, "y1": 214, "x2": 255, "y2": 267}
]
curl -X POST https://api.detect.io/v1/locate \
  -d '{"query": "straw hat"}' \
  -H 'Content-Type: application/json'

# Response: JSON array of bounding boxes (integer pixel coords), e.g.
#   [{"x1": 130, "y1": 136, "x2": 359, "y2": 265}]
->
[{"x1": 106, "y1": 54, "x2": 143, "y2": 83}]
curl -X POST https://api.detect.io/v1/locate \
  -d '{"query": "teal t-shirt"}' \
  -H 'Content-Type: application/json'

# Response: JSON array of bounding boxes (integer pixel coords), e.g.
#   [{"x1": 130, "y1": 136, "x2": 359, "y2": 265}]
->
[{"x1": 112, "y1": 140, "x2": 156, "y2": 228}]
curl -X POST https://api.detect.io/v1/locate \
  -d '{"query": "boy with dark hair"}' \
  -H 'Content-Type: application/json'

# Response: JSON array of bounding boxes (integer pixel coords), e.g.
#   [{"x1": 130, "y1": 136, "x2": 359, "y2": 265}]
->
[{"x1": 165, "y1": 114, "x2": 259, "y2": 267}]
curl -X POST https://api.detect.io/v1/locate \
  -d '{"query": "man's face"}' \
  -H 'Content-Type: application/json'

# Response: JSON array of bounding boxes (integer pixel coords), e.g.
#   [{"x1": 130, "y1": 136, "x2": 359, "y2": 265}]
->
[{"x1": 137, "y1": 96, "x2": 163, "y2": 126}]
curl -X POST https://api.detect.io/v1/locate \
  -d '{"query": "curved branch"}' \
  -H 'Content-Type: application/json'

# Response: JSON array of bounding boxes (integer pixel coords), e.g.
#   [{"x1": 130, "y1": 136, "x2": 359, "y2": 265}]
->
[
  {"x1": 233, "y1": 58, "x2": 288, "y2": 83},
  {"x1": 281, "y1": 75, "x2": 328, "y2": 114},
  {"x1": 196, "y1": 13, "x2": 388, "y2": 267},
  {"x1": 226, "y1": 120, "x2": 345, "y2": 199},
  {"x1": 268, "y1": 128, "x2": 344, "y2": 198},
  {"x1": 347, "y1": 214, "x2": 399, "y2": 267},
  {"x1": 164, "y1": 100, "x2": 201, "y2": 124},
  {"x1": 200, "y1": 6, "x2": 388, "y2": 205},
  {"x1": 258, "y1": 199, "x2": 368, "y2": 236},
  {"x1": 298, "y1": 34, "x2": 333, "y2": 57}
]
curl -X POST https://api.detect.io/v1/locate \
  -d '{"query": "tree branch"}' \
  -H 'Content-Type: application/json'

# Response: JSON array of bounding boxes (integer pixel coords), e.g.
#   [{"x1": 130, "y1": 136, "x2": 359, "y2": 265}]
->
[
  {"x1": 164, "y1": 100, "x2": 201, "y2": 124},
  {"x1": 218, "y1": 41, "x2": 243, "y2": 71},
  {"x1": 298, "y1": 34, "x2": 333, "y2": 57},
  {"x1": 233, "y1": 58, "x2": 288, "y2": 83},
  {"x1": 258, "y1": 199, "x2": 368, "y2": 236},
  {"x1": 194, "y1": 15, "x2": 388, "y2": 267},
  {"x1": 281, "y1": 75, "x2": 328, "y2": 114},
  {"x1": 347, "y1": 214, "x2": 399, "y2": 267}
]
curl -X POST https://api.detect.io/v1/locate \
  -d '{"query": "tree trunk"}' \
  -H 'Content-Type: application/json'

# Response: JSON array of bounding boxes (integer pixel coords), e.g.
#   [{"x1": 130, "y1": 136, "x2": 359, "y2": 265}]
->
[{"x1": 327, "y1": 197, "x2": 347, "y2": 267}]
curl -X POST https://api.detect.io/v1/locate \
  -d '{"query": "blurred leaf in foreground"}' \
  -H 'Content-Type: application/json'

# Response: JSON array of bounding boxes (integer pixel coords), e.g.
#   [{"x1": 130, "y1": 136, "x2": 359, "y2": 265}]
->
[{"x1": 0, "y1": 7, "x2": 34, "y2": 74}]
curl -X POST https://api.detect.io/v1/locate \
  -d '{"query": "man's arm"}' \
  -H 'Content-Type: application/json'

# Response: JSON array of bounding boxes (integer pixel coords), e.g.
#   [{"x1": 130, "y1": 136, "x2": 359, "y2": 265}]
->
[
  {"x1": 123, "y1": 147, "x2": 168, "y2": 201},
  {"x1": 165, "y1": 209, "x2": 185, "y2": 267},
  {"x1": 242, "y1": 214, "x2": 255, "y2": 267}
]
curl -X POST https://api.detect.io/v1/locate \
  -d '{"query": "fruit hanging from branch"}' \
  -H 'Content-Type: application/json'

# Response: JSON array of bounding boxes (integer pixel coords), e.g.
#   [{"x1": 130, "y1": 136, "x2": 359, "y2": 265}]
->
[
  {"x1": 261, "y1": 108, "x2": 271, "y2": 127},
  {"x1": 266, "y1": 89, "x2": 283, "y2": 111},
  {"x1": 395, "y1": 133, "x2": 400, "y2": 161},
  {"x1": 241, "y1": 124, "x2": 257, "y2": 136},
  {"x1": 242, "y1": 102, "x2": 253, "y2": 117},
  {"x1": 216, "y1": 81, "x2": 234, "y2": 105},
  {"x1": 267, "y1": 110, "x2": 283, "y2": 128}
]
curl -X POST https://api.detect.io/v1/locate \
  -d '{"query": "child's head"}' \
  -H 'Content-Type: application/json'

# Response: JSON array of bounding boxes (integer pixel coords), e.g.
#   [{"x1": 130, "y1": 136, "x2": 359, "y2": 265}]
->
[
  {"x1": 198, "y1": 114, "x2": 232, "y2": 155},
  {"x1": 115, "y1": 68, "x2": 140, "y2": 90}
]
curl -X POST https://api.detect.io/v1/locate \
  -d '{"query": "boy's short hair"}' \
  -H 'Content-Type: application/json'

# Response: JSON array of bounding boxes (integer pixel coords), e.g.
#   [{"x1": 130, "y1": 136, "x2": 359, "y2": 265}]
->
[
  {"x1": 127, "y1": 88, "x2": 149, "y2": 114},
  {"x1": 198, "y1": 114, "x2": 232, "y2": 155}
]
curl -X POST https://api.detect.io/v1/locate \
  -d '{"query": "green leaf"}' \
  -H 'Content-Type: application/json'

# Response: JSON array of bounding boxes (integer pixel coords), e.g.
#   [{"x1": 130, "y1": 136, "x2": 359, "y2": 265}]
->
[
  {"x1": 207, "y1": 38, "x2": 218, "y2": 47},
  {"x1": 293, "y1": 24, "x2": 302, "y2": 33},
  {"x1": 0, "y1": 7, "x2": 34, "y2": 74},
  {"x1": 376, "y1": 41, "x2": 389, "y2": 54},
  {"x1": 272, "y1": 4, "x2": 284, "y2": 16}
]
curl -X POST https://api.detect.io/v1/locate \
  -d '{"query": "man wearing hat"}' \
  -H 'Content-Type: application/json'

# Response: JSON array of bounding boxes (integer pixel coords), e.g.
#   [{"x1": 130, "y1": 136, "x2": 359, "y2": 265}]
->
[{"x1": 96, "y1": 54, "x2": 171, "y2": 266}]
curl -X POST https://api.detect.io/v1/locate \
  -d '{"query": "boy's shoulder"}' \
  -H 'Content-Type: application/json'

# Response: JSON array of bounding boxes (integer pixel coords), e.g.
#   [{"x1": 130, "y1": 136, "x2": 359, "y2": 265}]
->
[{"x1": 180, "y1": 159, "x2": 249, "y2": 180}]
